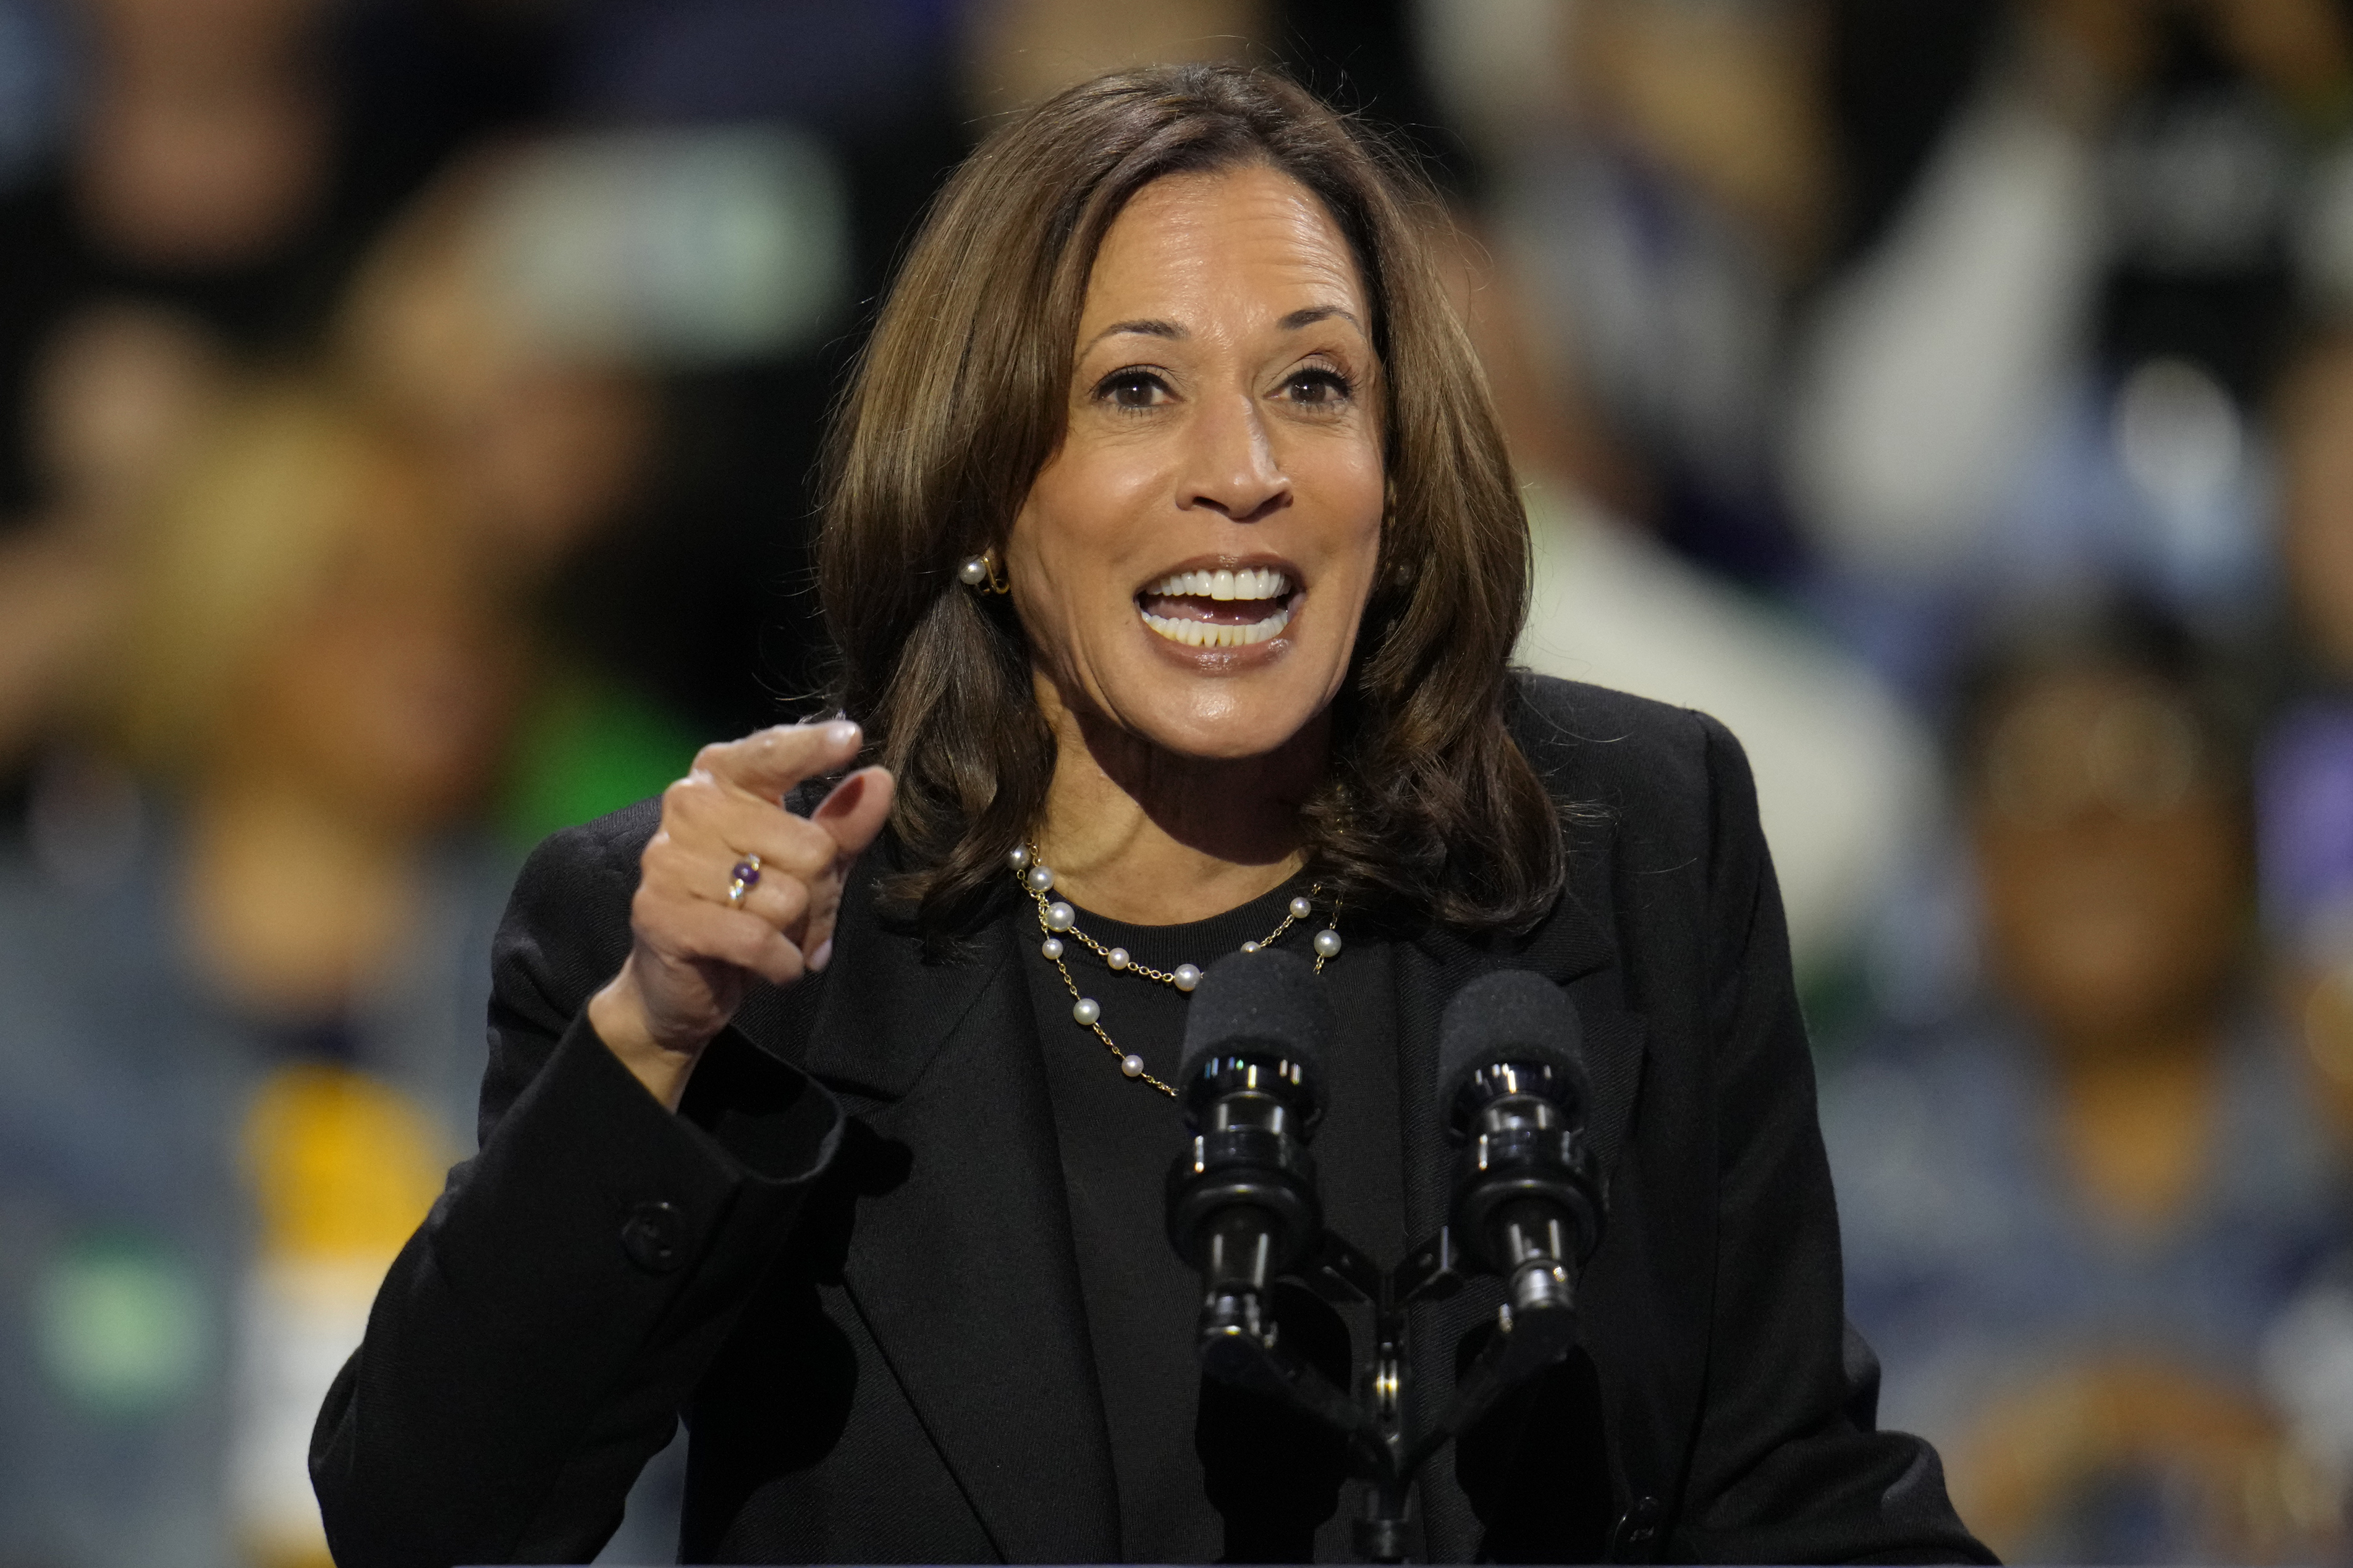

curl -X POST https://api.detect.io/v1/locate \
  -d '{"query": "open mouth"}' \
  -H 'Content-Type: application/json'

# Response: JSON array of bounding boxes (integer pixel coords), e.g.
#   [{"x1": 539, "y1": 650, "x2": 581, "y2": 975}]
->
[{"x1": 1136, "y1": 567, "x2": 1296, "y2": 649}]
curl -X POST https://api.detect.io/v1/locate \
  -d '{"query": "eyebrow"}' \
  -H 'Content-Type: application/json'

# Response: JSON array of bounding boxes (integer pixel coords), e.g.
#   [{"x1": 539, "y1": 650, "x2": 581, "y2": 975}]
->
[
  {"x1": 1081, "y1": 305, "x2": 1365, "y2": 353},
  {"x1": 1279, "y1": 305, "x2": 1361, "y2": 332},
  {"x1": 1087, "y1": 318, "x2": 1185, "y2": 350}
]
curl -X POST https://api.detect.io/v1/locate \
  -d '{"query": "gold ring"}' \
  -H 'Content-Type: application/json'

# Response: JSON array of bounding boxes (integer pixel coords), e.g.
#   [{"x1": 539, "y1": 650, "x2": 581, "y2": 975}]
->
[{"x1": 726, "y1": 853, "x2": 763, "y2": 909}]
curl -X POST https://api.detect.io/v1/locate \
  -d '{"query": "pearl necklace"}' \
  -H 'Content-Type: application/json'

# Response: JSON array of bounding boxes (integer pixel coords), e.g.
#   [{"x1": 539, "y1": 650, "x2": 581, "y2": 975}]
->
[{"x1": 1009, "y1": 843, "x2": 1343, "y2": 1097}]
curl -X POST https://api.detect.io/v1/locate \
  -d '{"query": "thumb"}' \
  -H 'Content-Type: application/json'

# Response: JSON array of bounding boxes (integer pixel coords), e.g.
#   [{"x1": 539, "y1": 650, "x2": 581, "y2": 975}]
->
[{"x1": 810, "y1": 765, "x2": 897, "y2": 859}]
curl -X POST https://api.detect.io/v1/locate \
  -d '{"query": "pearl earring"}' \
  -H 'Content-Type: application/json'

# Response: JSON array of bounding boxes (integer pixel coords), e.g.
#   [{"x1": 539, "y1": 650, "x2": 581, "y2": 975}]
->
[{"x1": 958, "y1": 550, "x2": 1009, "y2": 594}]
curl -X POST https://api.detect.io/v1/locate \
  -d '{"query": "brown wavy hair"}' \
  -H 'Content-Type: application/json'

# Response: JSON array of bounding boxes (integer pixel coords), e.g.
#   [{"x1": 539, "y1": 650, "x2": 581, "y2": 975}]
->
[{"x1": 817, "y1": 62, "x2": 1563, "y2": 939}]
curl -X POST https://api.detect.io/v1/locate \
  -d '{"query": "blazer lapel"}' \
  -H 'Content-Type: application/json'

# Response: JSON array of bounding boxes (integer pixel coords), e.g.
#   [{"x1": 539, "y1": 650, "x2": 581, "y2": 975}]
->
[
  {"x1": 740, "y1": 875, "x2": 1118, "y2": 1563},
  {"x1": 1392, "y1": 855, "x2": 1650, "y2": 1561},
  {"x1": 1393, "y1": 880, "x2": 1645, "y2": 1243}
]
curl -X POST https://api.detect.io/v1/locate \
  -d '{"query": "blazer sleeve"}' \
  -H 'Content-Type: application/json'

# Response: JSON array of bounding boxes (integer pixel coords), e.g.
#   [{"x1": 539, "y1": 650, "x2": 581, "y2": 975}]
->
[
  {"x1": 310, "y1": 817, "x2": 845, "y2": 1568},
  {"x1": 1669, "y1": 715, "x2": 1993, "y2": 1566}
]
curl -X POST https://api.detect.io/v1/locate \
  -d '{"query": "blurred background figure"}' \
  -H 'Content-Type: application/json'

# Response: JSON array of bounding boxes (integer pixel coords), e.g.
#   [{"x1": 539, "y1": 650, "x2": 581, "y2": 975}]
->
[
  {"x1": 0, "y1": 299, "x2": 229, "y2": 785},
  {"x1": 2266, "y1": 330, "x2": 2353, "y2": 1142},
  {"x1": 512, "y1": 0, "x2": 967, "y2": 751},
  {"x1": 0, "y1": 0, "x2": 550, "y2": 518},
  {"x1": 1820, "y1": 601, "x2": 2346, "y2": 1563},
  {"x1": 1419, "y1": 4, "x2": 1933, "y2": 991},
  {"x1": 1788, "y1": 0, "x2": 2353, "y2": 688},
  {"x1": 1424, "y1": 0, "x2": 1831, "y2": 579},
  {"x1": 1432, "y1": 208, "x2": 1937, "y2": 989},
  {"x1": 0, "y1": 382, "x2": 520, "y2": 1566},
  {"x1": 0, "y1": 0, "x2": 556, "y2": 845},
  {"x1": 0, "y1": 0, "x2": 352, "y2": 530},
  {"x1": 332, "y1": 131, "x2": 843, "y2": 848}
]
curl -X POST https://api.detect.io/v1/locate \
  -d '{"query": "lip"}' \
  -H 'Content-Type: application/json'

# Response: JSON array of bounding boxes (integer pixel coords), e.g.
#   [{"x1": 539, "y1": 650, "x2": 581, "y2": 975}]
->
[{"x1": 1132, "y1": 552, "x2": 1304, "y2": 666}]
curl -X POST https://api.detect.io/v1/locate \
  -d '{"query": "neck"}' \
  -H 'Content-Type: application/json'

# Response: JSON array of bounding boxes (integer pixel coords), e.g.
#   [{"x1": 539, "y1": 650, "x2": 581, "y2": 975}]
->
[
  {"x1": 182, "y1": 762, "x2": 420, "y2": 1019},
  {"x1": 1030, "y1": 673, "x2": 1324, "y2": 925},
  {"x1": 2048, "y1": 1013, "x2": 2221, "y2": 1233}
]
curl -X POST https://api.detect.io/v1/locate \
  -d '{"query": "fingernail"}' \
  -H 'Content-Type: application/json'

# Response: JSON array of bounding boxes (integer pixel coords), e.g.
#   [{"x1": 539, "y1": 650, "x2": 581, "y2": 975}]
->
[
  {"x1": 809, "y1": 937, "x2": 834, "y2": 972},
  {"x1": 827, "y1": 720, "x2": 861, "y2": 748}
]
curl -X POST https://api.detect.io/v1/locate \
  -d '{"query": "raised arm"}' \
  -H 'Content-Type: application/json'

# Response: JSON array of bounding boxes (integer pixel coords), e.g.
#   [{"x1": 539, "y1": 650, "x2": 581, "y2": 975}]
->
[{"x1": 312, "y1": 721, "x2": 892, "y2": 1567}]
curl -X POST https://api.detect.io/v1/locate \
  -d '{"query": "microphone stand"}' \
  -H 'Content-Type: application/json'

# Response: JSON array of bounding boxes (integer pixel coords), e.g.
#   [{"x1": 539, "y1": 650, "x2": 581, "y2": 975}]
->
[
  {"x1": 1166, "y1": 958, "x2": 1602, "y2": 1562},
  {"x1": 1194, "y1": 1220, "x2": 1589, "y2": 1563}
]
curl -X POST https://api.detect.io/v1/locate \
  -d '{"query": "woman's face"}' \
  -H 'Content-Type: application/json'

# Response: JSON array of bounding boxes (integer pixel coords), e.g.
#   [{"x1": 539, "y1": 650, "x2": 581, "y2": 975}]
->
[
  {"x1": 1006, "y1": 163, "x2": 1385, "y2": 761},
  {"x1": 1969, "y1": 667, "x2": 2245, "y2": 1047}
]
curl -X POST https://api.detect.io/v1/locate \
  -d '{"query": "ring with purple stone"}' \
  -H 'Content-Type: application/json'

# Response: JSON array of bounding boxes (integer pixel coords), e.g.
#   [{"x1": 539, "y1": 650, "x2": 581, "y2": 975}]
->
[{"x1": 725, "y1": 853, "x2": 763, "y2": 909}]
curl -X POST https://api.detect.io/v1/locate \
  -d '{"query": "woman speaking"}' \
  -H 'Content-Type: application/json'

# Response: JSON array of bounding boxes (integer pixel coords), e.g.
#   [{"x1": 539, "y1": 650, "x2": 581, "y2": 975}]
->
[{"x1": 315, "y1": 65, "x2": 1988, "y2": 1566}]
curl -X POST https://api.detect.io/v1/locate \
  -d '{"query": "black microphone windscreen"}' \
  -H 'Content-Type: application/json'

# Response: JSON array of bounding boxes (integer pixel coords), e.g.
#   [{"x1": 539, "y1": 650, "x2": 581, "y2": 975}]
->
[
  {"x1": 1176, "y1": 946, "x2": 1332, "y2": 1088},
  {"x1": 1437, "y1": 971, "x2": 1587, "y2": 1114}
]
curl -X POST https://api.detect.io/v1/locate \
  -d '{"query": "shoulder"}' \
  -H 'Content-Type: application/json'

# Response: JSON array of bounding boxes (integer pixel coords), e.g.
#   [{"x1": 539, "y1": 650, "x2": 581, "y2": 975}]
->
[
  {"x1": 1505, "y1": 670, "x2": 1755, "y2": 834},
  {"x1": 1502, "y1": 672, "x2": 1775, "y2": 974},
  {"x1": 491, "y1": 797, "x2": 663, "y2": 1022},
  {"x1": 508, "y1": 796, "x2": 662, "y2": 935}
]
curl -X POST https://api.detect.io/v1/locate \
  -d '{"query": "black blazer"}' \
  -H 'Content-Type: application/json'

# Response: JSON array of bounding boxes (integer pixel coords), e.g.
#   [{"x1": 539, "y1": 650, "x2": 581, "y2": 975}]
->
[{"x1": 313, "y1": 676, "x2": 1991, "y2": 1566}]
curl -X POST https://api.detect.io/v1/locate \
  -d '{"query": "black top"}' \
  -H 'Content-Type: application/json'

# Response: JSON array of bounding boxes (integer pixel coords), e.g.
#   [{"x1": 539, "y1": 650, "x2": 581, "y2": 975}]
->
[
  {"x1": 312, "y1": 675, "x2": 1996, "y2": 1567},
  {"x1": 1017, "y1": 883, "x2": 1405, "y2": 1561}
]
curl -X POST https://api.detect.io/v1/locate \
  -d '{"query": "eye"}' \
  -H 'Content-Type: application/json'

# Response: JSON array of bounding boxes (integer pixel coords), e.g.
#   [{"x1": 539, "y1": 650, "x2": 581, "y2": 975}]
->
[
  {"x1": 1095, "y1": 369, "x2": 1172, "y2": 409},
  {"x1": 1283, "y1": 367, "x2": 1353, "y2": 406}
]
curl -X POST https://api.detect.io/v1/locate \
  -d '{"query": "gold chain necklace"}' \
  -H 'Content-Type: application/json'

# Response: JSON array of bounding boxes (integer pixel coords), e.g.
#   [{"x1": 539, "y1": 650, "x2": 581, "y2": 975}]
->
[{"x1": 1010, "y1": 843, "x2": 1342, "y2": 1097}]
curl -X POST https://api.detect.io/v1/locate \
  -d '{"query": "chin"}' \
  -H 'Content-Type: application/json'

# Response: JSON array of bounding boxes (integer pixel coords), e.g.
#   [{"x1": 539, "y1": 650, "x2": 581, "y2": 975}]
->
[{"x1": 1126, "y1": 680, "x2": 1331, "y2": 762}]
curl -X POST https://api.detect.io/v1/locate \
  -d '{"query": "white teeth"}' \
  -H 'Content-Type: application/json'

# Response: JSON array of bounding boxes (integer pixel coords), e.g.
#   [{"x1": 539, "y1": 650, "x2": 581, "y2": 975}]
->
[
  {"x1": 1141, "y1": 604, "x2": 1293, "y2": 648},
  {"x1": 1143, "y1": 567, "x2": 1292, "y2": 600}
]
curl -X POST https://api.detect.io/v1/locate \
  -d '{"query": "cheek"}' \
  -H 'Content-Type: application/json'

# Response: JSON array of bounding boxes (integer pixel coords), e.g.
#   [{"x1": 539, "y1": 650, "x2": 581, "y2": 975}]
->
[
  {"x1": 1317, "y1": 465, "x2": 1387, "y2": 610},
  {"x1": 1008, "y1": 450, "x2": 1092, "y2": 581},
  {"x1": 1007, "y1": 444, "x2": 1161, "y2": 610},
  {"x1": 1003, "y1": 494, "x2": 1100, "y2": 681},
  {"x1": 1314, "y1": 434, "x2": 1385, "y2": 539}
]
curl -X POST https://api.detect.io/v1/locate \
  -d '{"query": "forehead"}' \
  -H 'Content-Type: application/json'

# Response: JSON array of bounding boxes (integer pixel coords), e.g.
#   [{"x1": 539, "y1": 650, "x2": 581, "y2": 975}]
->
[
  {"x1": 1972, "y1": 664, "x2": 2198, "y2": 771},
  {"x1": 1990, "y1": 665, "x2": 2167, "y2": 726},
  {"x1": 1080, "y1": 164, "x2": 1368, "y2": 326}
]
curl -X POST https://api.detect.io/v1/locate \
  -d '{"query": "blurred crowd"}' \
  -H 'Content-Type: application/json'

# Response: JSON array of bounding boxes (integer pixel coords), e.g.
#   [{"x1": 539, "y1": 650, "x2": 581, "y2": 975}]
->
[{"x1": 2, "y1": 0, "x2": 2353, "y2": 1563}]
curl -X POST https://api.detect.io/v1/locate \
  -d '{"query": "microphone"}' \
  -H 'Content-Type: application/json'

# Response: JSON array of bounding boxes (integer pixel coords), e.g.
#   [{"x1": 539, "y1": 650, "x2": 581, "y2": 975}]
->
[
  {"x1": 1164, "y1": 948, "x2": 1331, "y2": 1342},
  {"x1": 1438, "y1": 971, "x2": 1603, "y2": 1316}
]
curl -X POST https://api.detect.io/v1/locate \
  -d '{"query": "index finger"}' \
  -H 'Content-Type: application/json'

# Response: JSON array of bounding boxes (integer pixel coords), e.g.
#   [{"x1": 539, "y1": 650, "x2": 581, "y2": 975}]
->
[{"x1": 695, "y1": 718, "x2": 865, "y2": 804}]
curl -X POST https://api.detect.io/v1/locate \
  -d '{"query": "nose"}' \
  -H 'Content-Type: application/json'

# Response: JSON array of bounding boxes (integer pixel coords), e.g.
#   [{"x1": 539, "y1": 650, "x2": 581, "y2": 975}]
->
[{"x1": 1176, "y1": 390, "x2": 1288, "y2": 523}]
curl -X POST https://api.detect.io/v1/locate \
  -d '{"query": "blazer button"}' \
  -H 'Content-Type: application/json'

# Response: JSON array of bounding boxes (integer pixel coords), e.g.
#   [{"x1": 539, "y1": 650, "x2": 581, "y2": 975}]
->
[
  {"x1": 620, "y1": 1200, "x2": 688, "y2": 1274},
  {"x1": 1612, "y1": 1494, "x2": 1665, "y2": 1560}
]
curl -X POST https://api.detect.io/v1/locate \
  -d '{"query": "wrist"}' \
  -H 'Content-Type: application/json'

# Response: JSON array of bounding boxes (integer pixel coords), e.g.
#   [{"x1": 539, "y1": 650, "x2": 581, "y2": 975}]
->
[{"x1": 588, "y1": 965, "x2": 703, "y2": 1111}]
